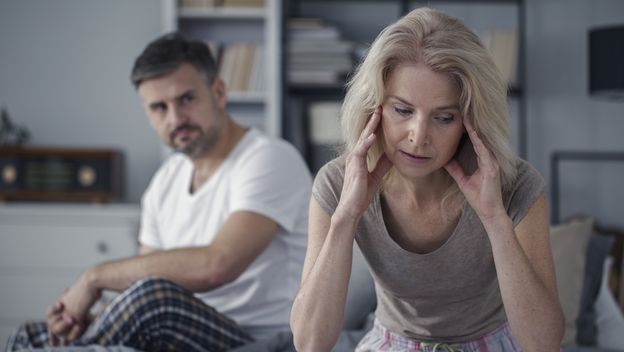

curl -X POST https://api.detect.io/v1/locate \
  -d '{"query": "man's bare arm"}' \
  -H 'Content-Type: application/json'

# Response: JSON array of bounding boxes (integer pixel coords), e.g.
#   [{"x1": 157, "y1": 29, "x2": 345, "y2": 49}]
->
[
  {"x1": 138, "y1": 244, "x2": 160, "y2": 256},
  {"x1": 86, "y1": 210, "x2": 279, "y2": 293}
]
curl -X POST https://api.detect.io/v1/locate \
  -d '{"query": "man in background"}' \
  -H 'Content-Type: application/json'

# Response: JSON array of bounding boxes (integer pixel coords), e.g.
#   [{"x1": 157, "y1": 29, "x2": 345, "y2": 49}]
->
[{"x1": 6, "y1": 32, "x2": 311, "y2": 352}]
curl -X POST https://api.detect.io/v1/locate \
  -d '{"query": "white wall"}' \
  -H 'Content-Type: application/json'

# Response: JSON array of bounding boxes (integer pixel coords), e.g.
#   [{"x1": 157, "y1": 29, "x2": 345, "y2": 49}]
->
[
  {"x1": 526, "y1": 0, "x2": 624, "y2": 227},
  {"x1": 0, "y1": 0, "x2": 164, "y2": 203}
]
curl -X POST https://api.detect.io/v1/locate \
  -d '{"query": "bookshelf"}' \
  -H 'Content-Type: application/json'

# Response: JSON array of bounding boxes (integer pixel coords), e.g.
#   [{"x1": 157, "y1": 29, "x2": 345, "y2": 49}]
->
[
  {"x1": 162, "y1": 0, "x2": 282, "y2": 137},
  {"x1": 283, "y1": 0, "x2": 526, "y2": 172}
]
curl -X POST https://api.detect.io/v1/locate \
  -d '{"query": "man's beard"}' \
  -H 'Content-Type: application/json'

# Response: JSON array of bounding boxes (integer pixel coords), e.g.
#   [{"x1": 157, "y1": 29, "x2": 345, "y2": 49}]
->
[{"x1": 170, "y1": 124, "x2": 221, "y2": 159}]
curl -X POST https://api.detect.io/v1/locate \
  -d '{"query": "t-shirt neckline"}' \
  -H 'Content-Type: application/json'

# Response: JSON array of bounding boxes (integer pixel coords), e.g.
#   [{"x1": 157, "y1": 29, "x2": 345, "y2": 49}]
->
[
  {"x1": 373, "y1": 192, "x2": 467, "y2": 257},
  {"x1": 185, "y1": 128, "x2": 256, "y2": 198}
]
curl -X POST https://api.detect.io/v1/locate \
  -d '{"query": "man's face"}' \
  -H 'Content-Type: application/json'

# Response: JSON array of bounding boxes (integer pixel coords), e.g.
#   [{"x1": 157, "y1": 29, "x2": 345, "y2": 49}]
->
[{"x1": 138, "y1": 63, "x2": 226, "y2": 158}]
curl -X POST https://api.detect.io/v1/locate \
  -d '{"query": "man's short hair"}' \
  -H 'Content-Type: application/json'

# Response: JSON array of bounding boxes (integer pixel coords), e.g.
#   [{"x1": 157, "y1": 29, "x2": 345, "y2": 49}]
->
[{"x1": 130, "y1": 32, "x2": 218, "y2": 89}]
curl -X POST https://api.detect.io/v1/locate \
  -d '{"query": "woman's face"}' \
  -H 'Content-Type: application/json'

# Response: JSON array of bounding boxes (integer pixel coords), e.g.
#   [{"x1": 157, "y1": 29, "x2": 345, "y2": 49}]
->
[{"x1": 380, "y1": 62, "x2": 466, "y2": 180}]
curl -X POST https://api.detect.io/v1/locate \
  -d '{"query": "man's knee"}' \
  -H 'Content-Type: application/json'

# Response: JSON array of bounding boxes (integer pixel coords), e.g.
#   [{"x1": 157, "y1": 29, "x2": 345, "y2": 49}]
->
[
  {"x1": 118, "y1": 276, "x2": 193, "y2": 314},
  {"x1": 88, "y1": 277, "x2": 193, "y2": 338},
  {"x1": 126, "y1": 276, "x2": 182, "y2": 295}
]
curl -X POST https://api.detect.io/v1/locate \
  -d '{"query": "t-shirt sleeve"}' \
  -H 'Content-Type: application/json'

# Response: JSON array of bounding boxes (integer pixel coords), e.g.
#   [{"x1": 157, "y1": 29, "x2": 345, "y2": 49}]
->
[
  {"x1": 311, "y1": 156, "x2": 346, "y2": 216},
  {"x1": 505, "y1": 159, "x2": 546, "y2": 226},
  {"x1": 137, "y1": 154, "x2": 185, "y2": 249},
  {"x1": 229, "y1": 142, "x2": 312, "y2": 232},
  {"x1": 138, "y1": 170, "x2": 163, "y2": 249}
]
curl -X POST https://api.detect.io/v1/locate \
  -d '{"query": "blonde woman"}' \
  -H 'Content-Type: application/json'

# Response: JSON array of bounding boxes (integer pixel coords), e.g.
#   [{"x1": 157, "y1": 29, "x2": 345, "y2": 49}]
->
[{"x1": 290, "y1": 7, "x2": 564, "y2": 352}]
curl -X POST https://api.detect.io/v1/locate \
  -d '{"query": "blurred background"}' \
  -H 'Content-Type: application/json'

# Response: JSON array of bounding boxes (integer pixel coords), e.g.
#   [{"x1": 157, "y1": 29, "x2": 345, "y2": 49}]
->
[{"x1": 0, "y1": 0, "x2": 623, "y2": 345}]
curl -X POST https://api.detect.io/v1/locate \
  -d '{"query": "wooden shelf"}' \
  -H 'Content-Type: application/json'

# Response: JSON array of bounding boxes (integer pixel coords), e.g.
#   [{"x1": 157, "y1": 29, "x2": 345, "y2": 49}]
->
[
  {"x1": 227, "y1": 91, "x2": 266, "y2": 103},
  {"x1": 178, "y1": 7, "x2": 267, "y2": 19}
]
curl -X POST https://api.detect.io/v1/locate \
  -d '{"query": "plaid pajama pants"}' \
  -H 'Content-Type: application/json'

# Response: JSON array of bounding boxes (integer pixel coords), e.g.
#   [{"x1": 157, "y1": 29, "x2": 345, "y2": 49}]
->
[{"x1": 5, "y1": 277, "x2": 253, "y2": 352}]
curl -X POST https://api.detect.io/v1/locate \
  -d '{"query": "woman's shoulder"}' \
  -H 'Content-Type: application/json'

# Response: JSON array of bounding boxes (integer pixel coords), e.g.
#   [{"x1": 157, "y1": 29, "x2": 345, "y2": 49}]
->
[
  {"x1": 513, "y1": 158, "x2": 545, "y2": 189},
  {"x1": 505, "y1": 158, "x2": 546, "y2": 225},
  {"x1": 316, "y1": 155, "x2": 346, "y2": 179},
  {"x1": 312, "y1": 155, "x2": 347, "y2": 212}
]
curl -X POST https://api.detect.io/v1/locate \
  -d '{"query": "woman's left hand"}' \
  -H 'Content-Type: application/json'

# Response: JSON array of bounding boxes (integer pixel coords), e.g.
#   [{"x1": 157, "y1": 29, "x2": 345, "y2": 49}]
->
[{"x1": 444, "y1": 119, "x2": 506, "y2": 222}]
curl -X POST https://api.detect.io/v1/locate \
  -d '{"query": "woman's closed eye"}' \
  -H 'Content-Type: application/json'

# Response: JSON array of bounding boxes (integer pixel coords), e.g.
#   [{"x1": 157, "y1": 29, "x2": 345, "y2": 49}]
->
[
  {"x1": 434, "y1": 114, "x2": 455, "y2": 124},
  {"x1": 393, "y1": 106, "x2": 413, "y2": 117}
]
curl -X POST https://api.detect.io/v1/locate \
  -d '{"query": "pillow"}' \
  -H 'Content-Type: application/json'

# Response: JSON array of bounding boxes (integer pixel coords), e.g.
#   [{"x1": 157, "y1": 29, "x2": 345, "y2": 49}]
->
[
  {"x1": 577, "y1": 233, "x2": 615, "y2": 345},
  {"x1": 550, "y1": 217, "x2": 594, "y2": 346},
  {"x1": 595, "y1": 256, "x2": 624, "y2": 349}
]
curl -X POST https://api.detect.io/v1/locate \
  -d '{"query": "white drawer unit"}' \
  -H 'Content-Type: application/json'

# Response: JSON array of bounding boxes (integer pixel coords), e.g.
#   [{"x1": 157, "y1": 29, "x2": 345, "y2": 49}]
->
[{"x1": 0, "y1": 203, "x2": 140, "y2": 346}]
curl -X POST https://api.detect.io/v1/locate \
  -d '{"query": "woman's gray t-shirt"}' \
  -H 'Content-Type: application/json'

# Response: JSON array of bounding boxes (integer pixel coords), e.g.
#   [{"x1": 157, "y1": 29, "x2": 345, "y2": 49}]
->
[{"x1": 312, "y1": 156, "x2": 545, "y2": 342}]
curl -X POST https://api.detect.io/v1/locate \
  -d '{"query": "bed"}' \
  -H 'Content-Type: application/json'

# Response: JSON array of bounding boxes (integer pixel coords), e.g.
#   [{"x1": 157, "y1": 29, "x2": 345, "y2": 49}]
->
[{"x1": 15, "y1": 152, "x2": 624, "y2": 351}]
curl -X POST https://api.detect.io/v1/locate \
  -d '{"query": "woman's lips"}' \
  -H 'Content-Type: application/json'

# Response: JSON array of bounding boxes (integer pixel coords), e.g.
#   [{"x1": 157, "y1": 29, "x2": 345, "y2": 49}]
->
[{"x1": 400, "y1": 150, "x2": 431, "y2": 164}]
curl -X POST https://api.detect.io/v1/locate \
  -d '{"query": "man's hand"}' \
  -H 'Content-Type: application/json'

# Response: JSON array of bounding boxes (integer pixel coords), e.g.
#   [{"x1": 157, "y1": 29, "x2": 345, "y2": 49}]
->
[
  {"x1": 47, "y1": 301, "x2": 72, "y2": 346},
  {"x1": 47, "y1": 271, "x2": 101, "y2": 345}
]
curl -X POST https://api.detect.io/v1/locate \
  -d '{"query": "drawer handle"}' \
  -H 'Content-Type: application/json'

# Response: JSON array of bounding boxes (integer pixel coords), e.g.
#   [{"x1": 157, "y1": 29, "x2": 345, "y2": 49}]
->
[{"x1": 97, "y1": 242, "x2": 109, "y2": 254}]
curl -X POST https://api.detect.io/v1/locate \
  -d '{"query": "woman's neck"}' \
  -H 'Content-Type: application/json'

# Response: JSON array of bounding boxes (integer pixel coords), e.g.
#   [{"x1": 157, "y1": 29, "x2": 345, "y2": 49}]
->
[{"x1": 384, "y1": 169, "x2": 455, "y2": 208}]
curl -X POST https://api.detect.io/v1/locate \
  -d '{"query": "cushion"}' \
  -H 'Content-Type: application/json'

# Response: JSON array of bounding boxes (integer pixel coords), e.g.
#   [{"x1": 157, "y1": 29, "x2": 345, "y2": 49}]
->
[
  {"x1": 577, "y1": 233, "x2": 615, "y2": 345},
  {"x1": 550, "y1": 217, "x2": 594, "y2": 346},
  {"x1": 595, "y1": 256, "x2": 624, "y2": 349}
]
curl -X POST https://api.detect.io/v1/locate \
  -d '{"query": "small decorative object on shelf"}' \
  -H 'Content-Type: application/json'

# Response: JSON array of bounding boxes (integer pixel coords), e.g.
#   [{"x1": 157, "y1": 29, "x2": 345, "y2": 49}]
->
[
  {"x1": 0, "y1": 107, "x2": 30, "y2": 147},
  {"x1": 0, "y1": 147, "x2": 124, "y2": 203}
]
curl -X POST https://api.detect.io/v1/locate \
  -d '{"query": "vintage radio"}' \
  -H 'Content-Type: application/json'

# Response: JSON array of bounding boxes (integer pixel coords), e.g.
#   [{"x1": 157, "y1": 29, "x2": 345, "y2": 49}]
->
[{"x1": 0, "y1": 147, "x2": 123, "y2": 203}]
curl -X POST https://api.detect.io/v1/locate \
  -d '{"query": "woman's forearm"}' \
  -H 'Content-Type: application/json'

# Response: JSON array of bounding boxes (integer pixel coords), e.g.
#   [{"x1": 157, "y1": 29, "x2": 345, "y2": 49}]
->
[
  {"x1": 484, "y1": 215, "x2": 564, "y2": 351},
  {"x1": 291, "y1": 215, "x2": 358, "y2": 352}
]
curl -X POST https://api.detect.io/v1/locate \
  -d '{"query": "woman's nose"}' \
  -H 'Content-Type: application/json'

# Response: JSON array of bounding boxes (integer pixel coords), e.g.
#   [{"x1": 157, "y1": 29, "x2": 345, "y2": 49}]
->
[{"x1": 408, "y1": 120, "x2": 429, "y2": 146}]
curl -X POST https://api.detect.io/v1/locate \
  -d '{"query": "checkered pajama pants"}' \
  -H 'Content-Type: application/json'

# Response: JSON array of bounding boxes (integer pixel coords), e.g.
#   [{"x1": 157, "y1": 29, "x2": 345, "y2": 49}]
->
[{"x1": 5, "y1": 277, "x2": 253, "y2": 352}]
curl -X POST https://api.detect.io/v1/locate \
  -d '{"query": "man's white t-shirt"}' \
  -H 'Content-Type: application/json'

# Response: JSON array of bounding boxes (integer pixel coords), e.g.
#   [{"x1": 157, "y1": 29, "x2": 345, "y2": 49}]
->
[{"x1": 139, "y1": 129, "x2": 311, "y2": 339}]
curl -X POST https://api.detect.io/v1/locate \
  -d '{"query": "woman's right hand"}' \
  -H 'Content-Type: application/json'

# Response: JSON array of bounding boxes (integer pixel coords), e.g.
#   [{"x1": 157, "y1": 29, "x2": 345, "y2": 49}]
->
[{"x1": 335, "y1": 106, "x2": 393, "y2": 222}]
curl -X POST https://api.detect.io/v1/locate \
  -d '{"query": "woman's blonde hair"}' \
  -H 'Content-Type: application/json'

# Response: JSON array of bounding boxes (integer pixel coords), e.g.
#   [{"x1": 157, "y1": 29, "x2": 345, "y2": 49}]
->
[{"x1": 340, "y1": 7, "x2": 518, "y2": 197}]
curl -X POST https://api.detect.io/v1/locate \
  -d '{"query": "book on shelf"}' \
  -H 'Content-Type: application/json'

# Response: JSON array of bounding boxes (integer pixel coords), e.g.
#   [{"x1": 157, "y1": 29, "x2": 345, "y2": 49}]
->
[
  {"x1": 179, "y1": 0, "x2": 220, "y2": 8},
  {"x1": 248, "y1": 44, "x2": 265, "y2": 92},
  {"x1": 288, "y1": 40, "x2": 354, "y2": 54},
  {"x1": 288, "y1": 70, "x2": 346, "y2": 85},
  {"x1": 288, "y1": 18, "x2": 341, "y2": 40},
  {"x1": 288, "y1": 18, "x2": 324, "y2": 28},
  {"x1": 222, "y1": 0, "x2": 265, "y2": 7},
  {"x1": 287, "y1": 18, "x2": 355, "y2": 85},
  {"x1": 290, "y1": 56, "x2": 353, "y2": 71},
  {"x1": 218, "y1": 42, "x2": 264, "y2": 94},
  {"x1": 232, "y1": 44, "x2": 253, "y2": 92}
]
